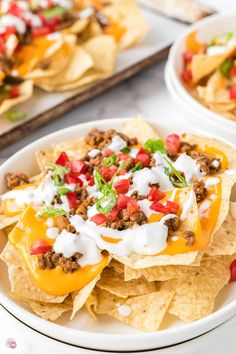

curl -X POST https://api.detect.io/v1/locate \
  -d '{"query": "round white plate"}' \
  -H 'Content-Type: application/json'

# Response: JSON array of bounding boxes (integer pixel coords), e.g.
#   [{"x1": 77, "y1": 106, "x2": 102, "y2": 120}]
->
[
  {"x1": 166, "y1": 12, "x2": 236, "y2": 133},
  {"x1": 0, "y1": 118, "x2": 236, "y2": 351}
]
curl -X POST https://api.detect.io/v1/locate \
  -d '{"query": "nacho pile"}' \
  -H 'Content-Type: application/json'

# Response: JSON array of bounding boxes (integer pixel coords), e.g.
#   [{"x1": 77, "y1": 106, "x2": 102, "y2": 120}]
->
[
  {"x1": 1, "y1": 116, "x2": 236, "y2": 331},
  {"x1": 181, "y1": 31, "x2": 236, "y2": 121},
  {"x1": 0, "y1": 0, "x2": 148, "y2": 114}
]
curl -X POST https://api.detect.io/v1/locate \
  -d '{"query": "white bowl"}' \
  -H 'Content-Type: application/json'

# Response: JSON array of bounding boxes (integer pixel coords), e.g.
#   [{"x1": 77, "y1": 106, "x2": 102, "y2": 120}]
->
[
  {"x1": 166, "y1": 12, "x2": 236, "y2": 136},
  {"x1": 0, "y1": 117, "x2": 236, "y2": 351}
]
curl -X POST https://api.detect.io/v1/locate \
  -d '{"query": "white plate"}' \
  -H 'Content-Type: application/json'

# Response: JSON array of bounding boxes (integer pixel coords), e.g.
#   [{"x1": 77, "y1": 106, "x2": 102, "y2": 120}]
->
[
  {"x1": 166, "y1": 12, "x2": 236, "y2": 133},
  {"x1": 0, "y1": 117, "x2": 236, "y2": 352}
]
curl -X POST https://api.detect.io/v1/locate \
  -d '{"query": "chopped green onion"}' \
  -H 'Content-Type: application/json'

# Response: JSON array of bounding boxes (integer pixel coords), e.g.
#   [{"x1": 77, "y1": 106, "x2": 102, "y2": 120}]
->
[
  {"x1": 120, "y1": 146, "x2": 131, "y2": 153},
  {"x1": 38, "y1": 207, "x2": 66, "y2": 218},
  {"x1": 96, "y1": 190, "x2": 117, "y2": 215},
  {"x1": 220, "y1": 58, "x2": 233, "y2": 77},
  {"x1": 143, "y1": 138, "x2": 167, "y2": 154},
  {"x1": 132, "y1": 162, "x2": 142, "y2": 173},
  {"x1": 103, "y1": 154, "x2": 117, "y2": 167},
  {"x1": 6, "y1": 109, "x2": 27, "y2": 122},
  {"x1": 57, "y1": 187, "x2": 71, "y2": 196},
  {"x1": 43, "y1": 6, "x2": 67, "y2": 18},
  {"x1": 47, "y1": 162, "x2": 68, "y2": 187},
  {"x1": 163, "y1": 157, "x2": 188, "y2": 188}
]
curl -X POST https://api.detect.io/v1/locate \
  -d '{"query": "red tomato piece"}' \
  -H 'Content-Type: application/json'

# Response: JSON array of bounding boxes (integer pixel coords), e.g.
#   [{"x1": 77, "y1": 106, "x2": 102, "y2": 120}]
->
[
  {"x1": 30, "y1": 239, "x2": 52, "y2": 255},
  {"x1": 134, "y1": 153, "x2": 150, "y2": 168},
  {"x1": 181, "y1": 69, "x2": 192, "y2": 83},
  {"x1": 117, "y1": 194, "x2": 130, "y2": 209},
  {"x1": 229, "y1": 86, "x2": 236, "y2": 100},
  {"x1": 103, "y1": 149, "x2": 114, "y2": 157},
  {"x1": 231, "y1": 66, "x2": 236, "y2": 77},
  {"x1": 183, "y1": 51, "x2": 194, "y2": 64},
  {"x1": 32, "y1": 27, "x2": 51, "y2": 38},
  {"x1": 230, "y1": 259, "x2": 236, "y2": 282},
  {"x1": 70, "y1": 160, "x2": 87, "y2": 174},
  {"x1": 9, "y1": 86, "x2": 20, "y2": 98},
  {"x1": 118, "y1": 153, "x2": 130, "y2": 161},
  {"x1": 90, "y1": 213, "x2": 108, "y2": 225},
  {"x1": 148, "y1": 187, "x2": 166, "y2": 202},
  {"x1": 100, "y1": 165, "x2": 117, "y2": 182},
  {"x1": 4, "y1": 26, "x2": 16, "y2": 36},
  {"x1": 55, "y1": 151, "x2": 69, "y2": 166},
  {"x1": 137, "y1": 148, "x2": 148, "y2": 155},
  {"x1": 113, "y1": 179, "x2": 130, "y2": 194},
  {"x1": 150, "y1": 202, "x2": 170, "y2": 215},
  {"x1": 108, "y1": 206, "x2": 121, "y2": 220},
  {"x1": 127, "y1": 199, "x2": 139, "y2": 216},
  {"x1": 165, "y1": 134, "x2": 180, "y2": 153},
  {"x1": 118, "y1": 168, "x2": 127, "y2": 176},
  {"x1": 66, "y1": 192, "x2": 78, "y2": 209},
  {"x1": 166, "y1": 201, "x2": 178, "y2": 214},
  {"x1": 65, "y1": 173, "x2": 83, "y2": 186},
  {"x1": 8, "y1": 3, "x2": 23, "y2": 17},
  {"x1": 88, "y1": 176, "x2": 95, "y2": 186}
]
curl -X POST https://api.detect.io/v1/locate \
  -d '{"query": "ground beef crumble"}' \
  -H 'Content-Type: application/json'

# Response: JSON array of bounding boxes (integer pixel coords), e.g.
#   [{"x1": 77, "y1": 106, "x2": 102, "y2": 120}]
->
[
  {"x1": 193, "y1": 180, "x2": 207, "y2": 202},
  {"x1": 5, "y1": 172, "x2": 29, "y2": 190},
  {"x1": 183, "y1": 230, "x2": 195, "y2": 247},
  {"x1": 85, "y1": 128, "x2": 137, "y2": 149},
  {"x1": 164, "y1": 216, "x2": 180, "y2": 233},
  {"x1": 190, "y1": 151, "x2": 221, "y2": 175},
  {"x1": 38, "y1": 250, "x2": 82, "y2": 274}
]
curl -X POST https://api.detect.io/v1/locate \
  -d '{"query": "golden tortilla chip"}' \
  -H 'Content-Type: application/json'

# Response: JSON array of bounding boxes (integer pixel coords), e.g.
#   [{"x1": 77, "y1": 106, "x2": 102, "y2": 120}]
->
[
  {"x1": 97, "y1": 267, "x2": 157, "y2": 298},
  {"x1": 54, "y1": 139, "x2": 90, "y2": 160},
  {"x1": 124, "y1": 264, "x2": 187, "y2": 282},
  {"x1": 0, "y1": 241, "x2": 20, "y2": 265},
  {"x1": 0, "y1": 214, "x2": 19, "y2": 230},
  {"x1": 85, "y1": 291, "x2": 98, "y2": 320},
  {"x1": 95, "y1": 285, "x2": 174, "y2": 331},
  {"x1": 0, "y1": 81, "x2": 33, "y2": 116},
  {"x1": 108, "y1": 259, "x2": 124, "y2": 273},
  {"x1": 66, "y1": 18, "x2": 89, "y2": 35},
  {"x1": 122, "y1": 115, "x2": 160, "y2": 144},
  {"x1": 70, "y1": 275, "x2": 100, "y2": 320},
  {"x1": 29, "y1": 298, "x2": 72, "y2": 321},
  {"x1": 206, "y1": 203, "x2": 236, "y2": 256},
  {"x1": 167, "y1": 256, "x2": 231, "y2": 321},
  {"x1": 35, "y1": 148, "x2": 56, "y2": 172}
]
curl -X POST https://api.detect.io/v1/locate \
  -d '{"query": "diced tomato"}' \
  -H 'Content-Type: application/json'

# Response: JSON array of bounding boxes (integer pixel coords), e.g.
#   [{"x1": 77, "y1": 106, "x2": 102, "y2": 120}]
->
[
  {"x1": 70, "y1": 160, "x2": 87, "y2": 174},
  {"x1": 55, "y1": 151, "x2": 69, "y2": 167},
  {"x1": 8, "y1": 86, "x2": 20, "y2": 99},
  {"x1": 134, "y1": 153, "x2": 150, "y2": 168},
  {"x1": 118, "y1": 168, "x2": 127, "y2": 176},
  {"x1": 4, "y1": 26, "x2": 16, "y2": 36},
  {"x1": 181, "y1": 69, "x2": 192, "y2": 83},
  {"x1": 113, "y1": 179, "x2": 130, "y2": 194},
  {"x1": 148, "y1": 187, "x2": 166, "y2": 202},
  {"x1": 183, "y1": 51, "x2": 194, "y2": 64},
  {"x1": 103, "y1": 149, "x2": 114, "y2": 157},
  {"x1": 89, "y1": 176, "x2": 95, "y2": 186},
  {"x1": 8, "y1": 3, "x2": 23, "y2": 17},
  {"x1": 165, "y1": 134, "x2": 180, "y2": 153},
  {"x1": 230, "y1": 260, "x2": 236, "y2": 282},
  {"x1": 90, "y1": 213, "x2": 108, "y2": 225},
  {"x1": 65, "y1": 173, "x2": 83, "y2": 186},
  {"x1": 150, "y1": 202, "x2": 171, "y2": 215},
  {"x1": 100, "y1": 165, "x2": 117, "y2": 182},
  {"x1": 117, "y1": 194, "x2": 130, "y2": 209},
  {"x1": 118, "y1": 153, "x2": 130, "y2": 161},
  {"x1": 85, "y1": 172, "x2": 91, "y2": 181},
  {"x1": 137, "y1": 148, "x2": 148, "y2": 155},
  {"x1": 231, "y1": 66, "x2": 236, "y2": 77},
  {"x1": 127, "y1": 199, "x2": 139, "y2": 216},
  {"x1": 30, "y1": 239, "x2": 52, "y2": 255},
  {"x1": 108, "y1": 206, "x2": 120, "y2": 220},
  {"x1": 229, "y1": 86, "x2": 236, "y2": 100},
  {"x1": 32, "y1": 27, "x2": 51, "y2": 38},
  {"x1": 166, "y1": 201, "x2": 178, "y2": 214},
  {"x1": 66, "y1": 192, "x2": 78, "y2": 209}
]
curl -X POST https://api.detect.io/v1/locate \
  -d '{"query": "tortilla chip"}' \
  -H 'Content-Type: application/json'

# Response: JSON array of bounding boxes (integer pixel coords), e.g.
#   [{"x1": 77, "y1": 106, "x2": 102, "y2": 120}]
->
[
  {"x1": 84, "y1": 291, "x2": 98, "y2": 320},
  {"x1": 108, "y1": 259, "x2": 124, "y2": 273},
  {"x1": 70, "y1": 275, "x2": 100, "y2": 320},
  {"x1": 122, "y1": 115, "x2": 160, "y2": 144},
  {"x1": 191, "y1": 53, "x2": 230, "y2": 83},
  {"x1": 54, "y1": 139, "x2": 90, "y2": 160},
  {"x1": 206, "y1": 203, "x2": 236, "y2": 256},
  {"x1": 0, "y1": 241, "x2": 20, "y2": 265},
  {"x1": 97, "y1": 267, "x2": 157, "y2": 298},
  {"x1": 95, "y1": 285, "x2": 174, "y2": 331},
  {"x1": 66, "y1": 18, "x2": 89, "y2": 35},
  {"x1": 0, "y1": 214, "x2": 19, "y2": 230},
  {"x1": 0, "y1": 80, "x2": 33, "y2": 116},
  {"x1": 82, "y1": 35, "x2": 117, "y2": 74},
  {"x1": 167, "y1": 256, "x2": 231, "y2": 321},
  {"x1": 124, "y1": 264, "x2": 187, "y2": 282},
  {"x1": 29, "y1": 298, "x2": 72, "y2": 321},
  {"x1": 35, "y1": 148, "x2": 56, "y2": 172}
]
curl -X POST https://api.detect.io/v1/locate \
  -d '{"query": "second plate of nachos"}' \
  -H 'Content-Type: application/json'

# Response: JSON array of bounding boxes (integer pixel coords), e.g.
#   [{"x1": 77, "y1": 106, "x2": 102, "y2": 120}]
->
[{"x1": 0, "y1": 116, "x2": 236, "y2": 350}]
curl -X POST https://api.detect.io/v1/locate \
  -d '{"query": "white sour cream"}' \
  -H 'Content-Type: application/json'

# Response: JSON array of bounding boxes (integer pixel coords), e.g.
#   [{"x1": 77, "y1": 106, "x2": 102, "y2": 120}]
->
[
  {"x1": 205, "y1": 177, "x2": 220, "y2": 189},
  {"x1": 0, "y1": 14, "x2": 26, "y2": 34},
  {"x1": 174, "y1": 154, "x2": 203, "y2": 185},
  {"x1": 180, "y1": 189, "x2": 196, "y2": 221},
  {"x1": 107, "y1": 136, "x2": 127, "y2": 153}
]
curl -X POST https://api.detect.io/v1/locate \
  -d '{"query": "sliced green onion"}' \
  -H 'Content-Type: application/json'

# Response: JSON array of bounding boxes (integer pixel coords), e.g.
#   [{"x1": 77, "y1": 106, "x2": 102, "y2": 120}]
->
[
  {"x1": 6, "y1": 109, "x2": 27, "y2": 122},
  {"x1": 120, "y1": 146, "x2": 131, "y2": 153},
  {"x1": 103, "y1": 154, "x2": 117, "y2": 167},
  {"x1": 143, "y1": 138, "x2": 167, "y2": 154},
  {"x1": 96, "y1": 190, "x2": 117, "y2": 215},
  {"x1": 57, "y1": 187, "x2": 71, "y2": 196},
  {"x1": 43, "y1": 6, "x2": 67, "y2": 18},
  {"x1": 132, "y1": 162, "x2": 142, "y2": 173},
  {"x1": 38, "y1": 207, "x2": 66, "y2": 218},
  {"x1": 220, "y1": 58, "x2": 233, "y2": 77},
  {"x1": 163, "y1": 157, "x2": 188, "y2": 188}
]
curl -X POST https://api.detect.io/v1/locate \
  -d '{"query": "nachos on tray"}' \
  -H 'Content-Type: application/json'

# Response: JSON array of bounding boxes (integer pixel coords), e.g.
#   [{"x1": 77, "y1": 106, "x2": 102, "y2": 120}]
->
[
  {"x1": 1, "y1": 116, "x2": 236, "y2": 332},
  {"x1": 181, "y1": 31, "x2": 236, "y2": 121},
  {"x1": 0, "y1": 0, "x2": 148, "y2": 114}
]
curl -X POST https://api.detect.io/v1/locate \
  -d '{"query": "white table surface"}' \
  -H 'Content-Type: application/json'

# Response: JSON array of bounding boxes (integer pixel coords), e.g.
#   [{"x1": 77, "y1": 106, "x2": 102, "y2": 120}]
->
[{"x1": 1, "y1": 0, "x2": 236, "y2": 352}]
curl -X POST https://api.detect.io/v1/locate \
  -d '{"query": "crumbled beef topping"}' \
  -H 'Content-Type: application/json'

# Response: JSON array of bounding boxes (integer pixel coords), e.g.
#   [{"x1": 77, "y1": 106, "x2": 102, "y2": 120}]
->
[
  {"x1": 38, "y1": 250, "x2": 82, "y2": 274},
  {"x1": 76, "y1": 197, "x2": 95, "y2": 220},
  {"x1": 193, "y1": 180, "x2": 207, "y2": 202},
  {"x1": 179, "y1": 141, "x2": 197, "y2": 154},
  {"x1": 5, "y1": 172, "x2": 29, "y2": 190},
  {"x1": 76, "y1": 187, "x2": 89, "y2": 202},
  {"x1": 105, "y1": 210, "x2": 147, "y2": 230},
  {"x1": 85, "y1": 128, "x2": 137, "y2": 149},
  {"x1": 130, "y1": 191, "x2": 146, "y2": 200},
  {"x1": 164, "y1": 216, "x2": 180, "y2": 233},
  {"x1": 167, "y1": 152, "x2": 178, "y2": 161},
  {"x1": 190, "y1": 151, "x2": 221, "y2": 175},
  {"x1": 183, "y1": 230, "x2": 195, "y2": 247}
]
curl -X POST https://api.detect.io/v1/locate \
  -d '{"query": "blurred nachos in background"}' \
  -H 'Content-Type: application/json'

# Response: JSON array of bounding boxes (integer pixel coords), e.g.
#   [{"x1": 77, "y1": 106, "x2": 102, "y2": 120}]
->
[
  {"x1": 0, "y1": 0, "x2": 148, "y2": 116},
  {"x1": 1, "y1": 117, "x2": 236, "y2": 331}
]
